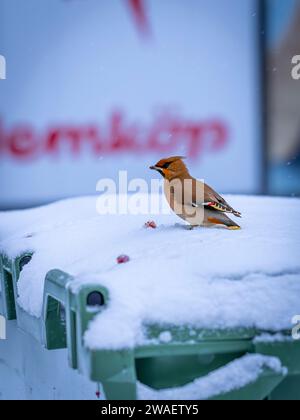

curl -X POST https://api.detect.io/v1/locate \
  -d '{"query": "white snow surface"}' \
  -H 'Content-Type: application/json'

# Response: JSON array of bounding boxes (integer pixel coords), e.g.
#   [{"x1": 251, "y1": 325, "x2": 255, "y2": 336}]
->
[
  {"x1": 137, "y1": 354, "x2": 287, "y2": 400},
  {"x1": 0, "y1": 194, "x2": 300, "y2": 350}
]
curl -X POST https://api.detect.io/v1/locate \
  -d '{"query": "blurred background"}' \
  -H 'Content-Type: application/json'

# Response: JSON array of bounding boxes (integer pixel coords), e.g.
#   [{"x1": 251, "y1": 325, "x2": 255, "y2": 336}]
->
[
  {"x1": 266, "y1": 0, "x2": 300, "y2": 196},
  {"x1": 0, "y1": 0, "x2": 299, "y2": 210}
]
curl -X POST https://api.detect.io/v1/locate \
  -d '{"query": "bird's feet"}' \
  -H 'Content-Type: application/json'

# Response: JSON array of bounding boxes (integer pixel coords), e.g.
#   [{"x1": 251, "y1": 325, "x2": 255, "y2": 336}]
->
[{"x1": 186, "y1": 225, "x2": 199, "y2": 231}]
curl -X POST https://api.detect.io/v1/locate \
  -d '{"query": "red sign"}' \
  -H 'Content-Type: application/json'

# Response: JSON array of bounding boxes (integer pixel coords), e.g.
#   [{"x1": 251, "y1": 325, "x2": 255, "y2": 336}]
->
[
  {"x1": 0, "y1": 113, "x2": 228, "y2": 161},
  {"x1": 127, "y1": 0, "x2": 151, "y2": 37}
]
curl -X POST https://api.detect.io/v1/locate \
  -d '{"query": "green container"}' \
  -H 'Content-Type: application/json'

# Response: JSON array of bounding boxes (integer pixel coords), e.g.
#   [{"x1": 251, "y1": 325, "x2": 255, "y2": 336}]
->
[
  {"x1": 1, "y1": 253, "x2": 299, "y2": 401},
  {"x1": 255, "y1": 339, "x2": 300, "y2": 401},
  {"x1": 0, "y1": 254, "x2": 16, "y2": 320},
  {"x1": 269, "y1": 376, "x2": 300, "y2": 401},
  {"x1": 44, "y1": 270, "x2": 298, "y2": 400}
]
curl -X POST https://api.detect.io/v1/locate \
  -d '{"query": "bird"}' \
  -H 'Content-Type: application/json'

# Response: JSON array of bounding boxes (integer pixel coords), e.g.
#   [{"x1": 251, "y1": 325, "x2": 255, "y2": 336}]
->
[{"x1": 150, "y1": 156, "x2": 242, "y2": 230}]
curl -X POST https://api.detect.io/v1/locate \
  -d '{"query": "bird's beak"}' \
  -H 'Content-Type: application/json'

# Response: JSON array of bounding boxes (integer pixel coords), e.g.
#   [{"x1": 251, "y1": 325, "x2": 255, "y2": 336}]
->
[{"x1": 150, "y1": 165, "x2": 159, "y2": 171}]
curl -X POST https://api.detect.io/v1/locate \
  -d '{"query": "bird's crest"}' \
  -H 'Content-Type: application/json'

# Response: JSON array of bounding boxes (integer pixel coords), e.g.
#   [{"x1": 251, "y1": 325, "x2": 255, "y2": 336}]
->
[
  {"x1": 155, "y1": 156, "x2": 187, "y2": 168},
  {"x1": 150, "y1": 156, "x2": 189, "y2": 180}
]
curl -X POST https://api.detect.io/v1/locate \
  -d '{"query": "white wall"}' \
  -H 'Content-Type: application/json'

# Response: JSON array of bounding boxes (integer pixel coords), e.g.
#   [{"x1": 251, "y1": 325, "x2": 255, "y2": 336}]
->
[
  {"x1": 0, "y1": 322, "x2": 99, "y2": 400},
  {"x1": 0, "y1": 0, "x2": 262, "y2": 207}
]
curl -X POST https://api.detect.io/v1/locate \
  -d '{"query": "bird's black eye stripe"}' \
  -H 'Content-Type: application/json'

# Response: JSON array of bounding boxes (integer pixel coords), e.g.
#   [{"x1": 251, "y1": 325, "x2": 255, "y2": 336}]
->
[{"x1": 161, "y1": 162, "x2": 171, "y2": 169}]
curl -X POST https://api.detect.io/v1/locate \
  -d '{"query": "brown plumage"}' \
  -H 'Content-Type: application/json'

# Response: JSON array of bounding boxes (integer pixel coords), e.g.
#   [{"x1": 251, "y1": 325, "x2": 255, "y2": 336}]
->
[{"x1": 150, "y1": 156, "x2": 242, "y2": 230}]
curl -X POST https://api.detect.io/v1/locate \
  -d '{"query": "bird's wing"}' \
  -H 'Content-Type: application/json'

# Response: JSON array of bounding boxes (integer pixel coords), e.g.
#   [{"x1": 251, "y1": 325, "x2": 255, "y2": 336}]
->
[
  {"x1": 204, "y1": 185, "x2": 242, "y2": 217},
  {"x1": 192, "y1": 182, "x2": 242, "y2": 218}
]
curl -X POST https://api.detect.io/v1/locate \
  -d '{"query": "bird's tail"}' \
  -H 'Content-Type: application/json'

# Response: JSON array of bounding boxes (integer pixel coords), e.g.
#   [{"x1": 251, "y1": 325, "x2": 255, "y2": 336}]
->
[
  {"x1": 207, "y1": 212, "x2": 241, "y2": 230},
  {"x1": 222, "y1": 214, "x2": 241, "y2": 230},
  {"x1": 227, "y1": 221, "x2": 241, "y2": 230},
  {"x1": 232, "y1": 210, "x2": 242, "y2": 218}
]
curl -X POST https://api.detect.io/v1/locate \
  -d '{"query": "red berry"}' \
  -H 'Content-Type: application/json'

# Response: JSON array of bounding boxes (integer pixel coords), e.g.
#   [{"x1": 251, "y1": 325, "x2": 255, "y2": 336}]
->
[
  {"x1": 96, "y1": 384, "x2": 101, "y2": 399},
  {"x1": 145, "y1": 220, "x2": 157, "y2": 229},
  {"x1": 117, "y1": 255, "x2": 130, "y2": 264}
]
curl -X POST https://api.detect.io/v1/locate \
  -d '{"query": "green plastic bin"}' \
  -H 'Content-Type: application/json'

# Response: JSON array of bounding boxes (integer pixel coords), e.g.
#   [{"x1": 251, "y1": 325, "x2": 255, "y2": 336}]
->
[{"x1": 1, "y1": 251, "x2": 299, "y2": 400}]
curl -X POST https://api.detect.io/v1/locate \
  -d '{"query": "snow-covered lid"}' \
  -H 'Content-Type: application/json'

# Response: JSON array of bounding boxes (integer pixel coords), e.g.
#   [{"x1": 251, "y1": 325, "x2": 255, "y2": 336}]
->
[{"x1": 0, "y1": 194, "x2": 299, "y2": 350}]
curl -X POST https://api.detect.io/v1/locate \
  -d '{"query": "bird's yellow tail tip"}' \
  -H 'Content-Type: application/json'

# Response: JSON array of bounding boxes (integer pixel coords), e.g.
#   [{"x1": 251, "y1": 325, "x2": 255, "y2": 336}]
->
[{"x1": 228, "y1": 226, "x2": 241, "y2": 230}]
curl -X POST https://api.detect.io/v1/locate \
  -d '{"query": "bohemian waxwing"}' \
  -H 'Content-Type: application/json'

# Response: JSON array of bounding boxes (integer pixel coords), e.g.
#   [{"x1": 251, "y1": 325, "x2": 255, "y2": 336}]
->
[{"x1": 150, "y1": 156, "x2": 241, "y2": 230}]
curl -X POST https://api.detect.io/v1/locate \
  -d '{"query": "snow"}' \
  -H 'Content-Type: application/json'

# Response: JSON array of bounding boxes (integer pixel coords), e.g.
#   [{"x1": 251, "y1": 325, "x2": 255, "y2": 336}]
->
[
  {"x1": 0, "y1": 194, "x2": 300, "y2": 350},
  {"x1": 253, "y1": 333, "x2": 293, "y2": 344},
  {"x1": 137, "y1": 354, "x2": 287, "y2": 400},
  {"x1": 158, "y1": 331, "x2": 173, "y2": 343}
]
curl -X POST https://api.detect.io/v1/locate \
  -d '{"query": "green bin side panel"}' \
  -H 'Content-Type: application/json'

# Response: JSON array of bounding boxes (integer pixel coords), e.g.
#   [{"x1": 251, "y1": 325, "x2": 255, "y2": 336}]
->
[
  {"x1": 1, "y1": 254, "x2": 12, "y2": 272},
  {"x1": 87, "y1": 350, "x2": 137, "y2": 400},
  {"x1": 0, "y1": 293, "x2": 3, "y2": 316},
  {"x1": 136, "y1": 340, "x2": 253, "y2": 359},
  {"x1": 9, "y1": 254, "x2": 33, "y2": 321},
  {"x1": 43, "y1": 270, "x2": 74, "y2": 351},
  {"x1": 44, "y1": 296, "x2": 67, "y2": 350},
  {"x1": 0, "y1": 256, "x2": 16, "y2": 320},
  {"x1": 67, "y1": 310, "x2": 78, "y2": 370},
  {"x1": 136, "y1": 352, "x2": 245, "y2": 390},
  {"x1": 145, "y1": 324, "x2": 257, "y2": 342},
  {"x1": 269, "y1": 375, "x2": 300, "y2": 401},
  {"x1": 211, "y1": 370, "x2": 285, "y2": 401},
  {"x1": 255, "y1": 340, "x2": 300, "y2": 376}
]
